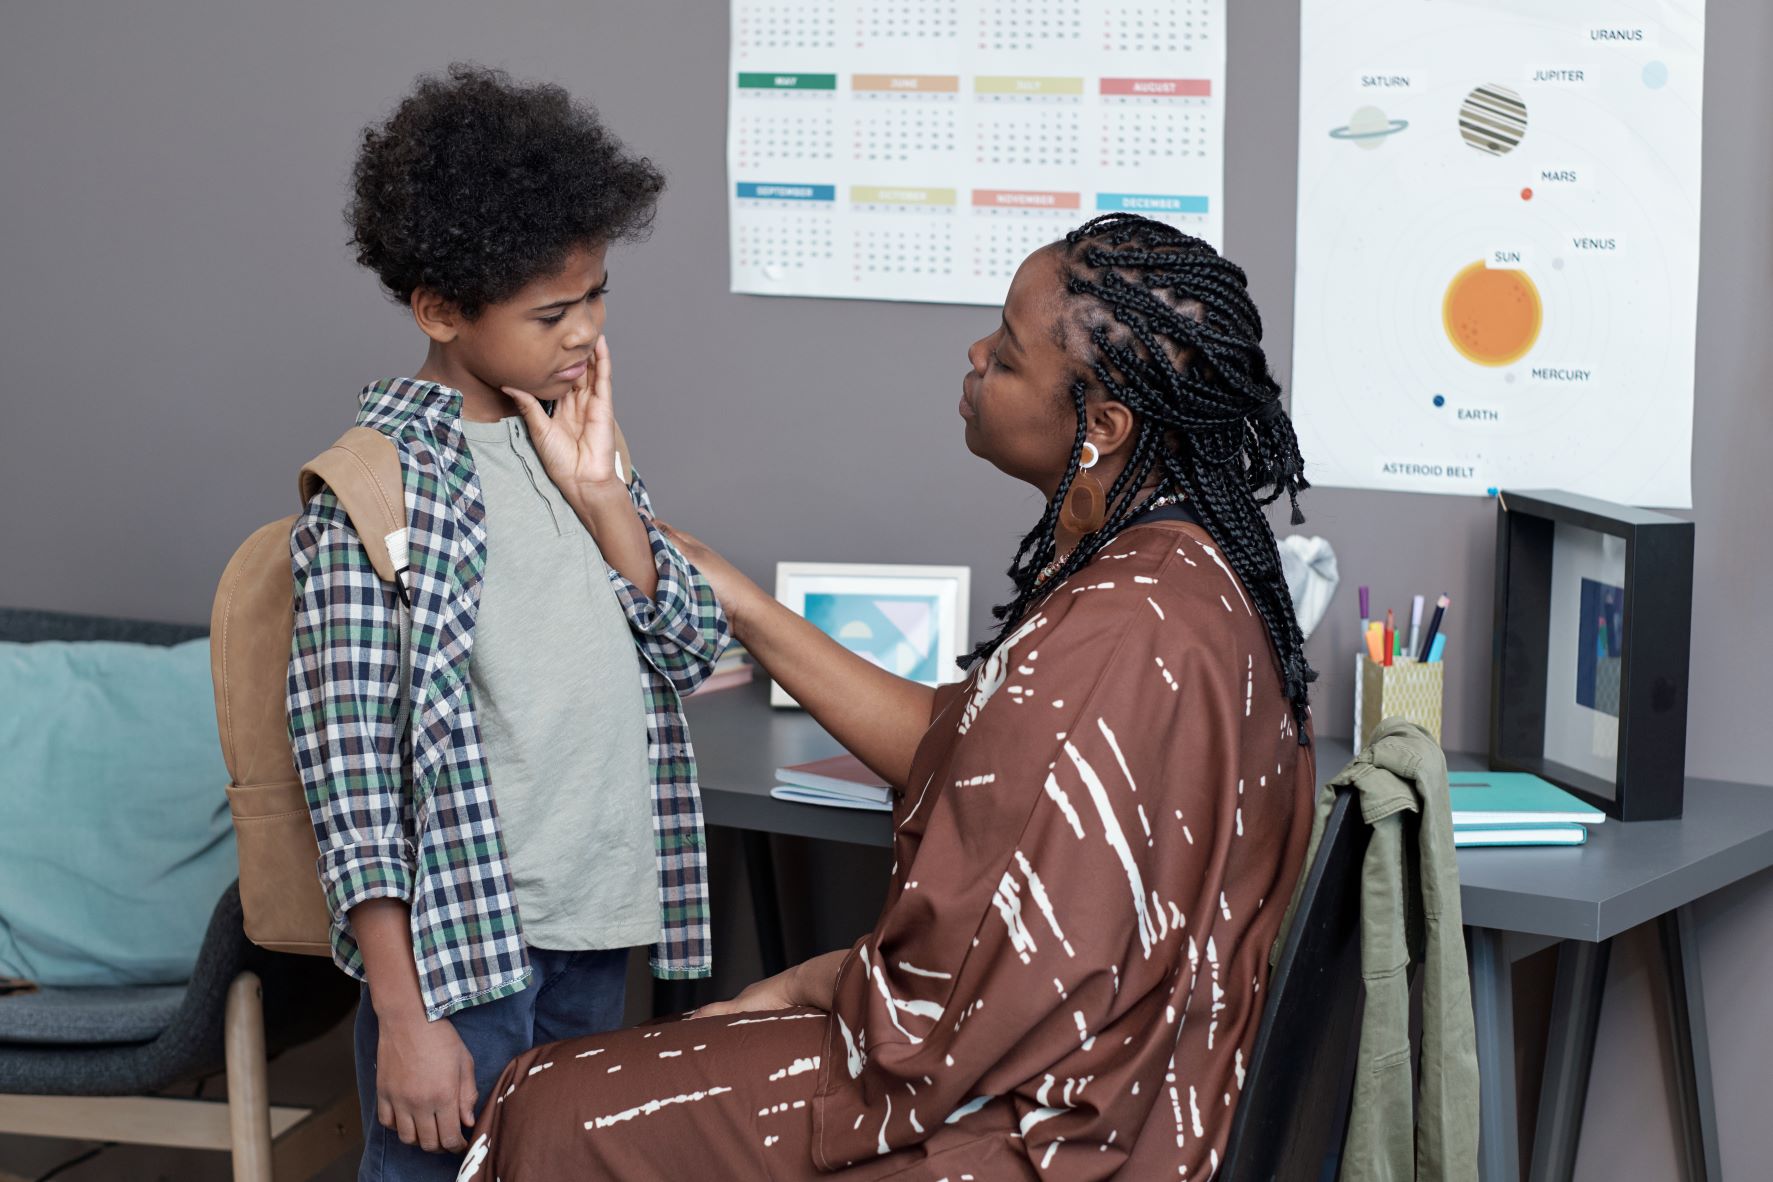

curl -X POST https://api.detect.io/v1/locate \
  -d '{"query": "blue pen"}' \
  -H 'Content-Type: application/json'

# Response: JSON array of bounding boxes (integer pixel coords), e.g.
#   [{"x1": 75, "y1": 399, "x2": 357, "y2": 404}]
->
[{"x1": 1416, "y1": 594, "x2": 1449, "y2": 662}]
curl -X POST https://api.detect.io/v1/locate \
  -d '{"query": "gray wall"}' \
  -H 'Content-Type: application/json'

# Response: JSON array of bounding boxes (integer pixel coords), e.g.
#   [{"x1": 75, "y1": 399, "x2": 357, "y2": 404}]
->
[{"x1": 2, "y1": 2, "x2": 1769, "y2": 1178}]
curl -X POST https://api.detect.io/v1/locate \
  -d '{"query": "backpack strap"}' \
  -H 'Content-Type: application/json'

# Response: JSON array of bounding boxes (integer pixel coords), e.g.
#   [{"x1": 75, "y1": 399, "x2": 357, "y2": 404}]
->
[
  {"x1": 612, "y1": 422, "x2": 636, "y2": 487},
  {"x1": 299, "y1": 426, "x2": 412, "y2": 604}
]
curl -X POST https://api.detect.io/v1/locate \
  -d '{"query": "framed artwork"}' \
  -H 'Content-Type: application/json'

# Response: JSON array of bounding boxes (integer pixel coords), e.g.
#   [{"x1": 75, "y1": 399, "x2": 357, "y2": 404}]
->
[
  {"x1": 771, "y1": 563, "x2": 971, "y2": 708},
  {"x1": 1489, "y1": 489, "x2": 1694, "y2": 820}
]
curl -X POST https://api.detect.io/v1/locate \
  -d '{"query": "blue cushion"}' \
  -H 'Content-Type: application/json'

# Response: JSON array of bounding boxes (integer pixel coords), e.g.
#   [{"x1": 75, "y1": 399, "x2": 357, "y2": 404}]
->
[{"x1": 0, "y1": 639, "x2": 236, "y2": 986}]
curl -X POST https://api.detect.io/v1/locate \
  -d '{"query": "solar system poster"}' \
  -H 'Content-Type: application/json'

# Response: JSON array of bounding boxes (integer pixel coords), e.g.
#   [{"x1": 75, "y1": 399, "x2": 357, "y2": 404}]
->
[{"x1": 1290, "y1": 0, "x2": 1703, "y2": 507}]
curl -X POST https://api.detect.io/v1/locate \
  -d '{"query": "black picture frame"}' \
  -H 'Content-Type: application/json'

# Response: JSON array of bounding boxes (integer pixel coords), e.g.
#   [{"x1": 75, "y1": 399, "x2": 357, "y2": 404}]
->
[{"x1": 1489, "y1": 489, "x2": 1694, "y2": 821}]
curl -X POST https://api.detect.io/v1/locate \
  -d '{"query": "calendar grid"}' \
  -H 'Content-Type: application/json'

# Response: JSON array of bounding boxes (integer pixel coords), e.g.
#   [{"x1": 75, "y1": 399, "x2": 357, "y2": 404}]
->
[{"x1": 729, "y1": 0, "x2": 1226, "y2": 304}]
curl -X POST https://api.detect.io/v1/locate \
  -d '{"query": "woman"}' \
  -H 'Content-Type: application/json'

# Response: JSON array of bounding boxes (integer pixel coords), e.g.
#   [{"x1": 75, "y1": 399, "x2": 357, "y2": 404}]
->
[{"x1": 460, "y1": 214, "x2": 1317, "y2": 1180}]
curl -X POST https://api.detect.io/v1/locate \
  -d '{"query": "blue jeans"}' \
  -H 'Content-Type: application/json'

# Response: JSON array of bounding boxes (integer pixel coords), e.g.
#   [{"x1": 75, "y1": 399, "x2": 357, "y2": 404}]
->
[{"x1": 353, "y1": 947, "x2": 631, "y2": 1182}]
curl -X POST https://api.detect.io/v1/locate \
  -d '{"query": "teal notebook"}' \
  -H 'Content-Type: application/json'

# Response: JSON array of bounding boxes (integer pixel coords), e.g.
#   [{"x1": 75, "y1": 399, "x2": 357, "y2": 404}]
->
[
  {"x1": 1454, "y1": 823, "x2": 1589, "y2": 848},
  {"x1": 1447, "y1": 771, "x2": 1606, "y2": 826}
]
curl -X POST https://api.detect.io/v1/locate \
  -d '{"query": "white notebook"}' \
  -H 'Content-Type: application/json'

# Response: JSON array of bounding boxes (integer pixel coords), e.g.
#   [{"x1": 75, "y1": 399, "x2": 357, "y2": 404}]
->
[{"x1": 769, "y1": 785, "x2": 893, "y2": 812}]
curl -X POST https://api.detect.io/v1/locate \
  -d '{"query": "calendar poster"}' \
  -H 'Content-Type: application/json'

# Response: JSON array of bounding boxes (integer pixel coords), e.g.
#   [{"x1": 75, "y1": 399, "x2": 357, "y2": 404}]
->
[
  {"x1": 1290, "y1": 0, "x2": 1703, "y2": 507},
  {"x1": 728, "y1": 1, "x2": 1227, "y2": 305}
]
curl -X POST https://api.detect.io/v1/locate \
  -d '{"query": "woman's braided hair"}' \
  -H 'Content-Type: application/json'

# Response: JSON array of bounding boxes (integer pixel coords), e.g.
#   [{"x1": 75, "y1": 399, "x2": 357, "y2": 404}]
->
[{"x1": 965, "y1": 213, "x2": 1316, "y2": 738}]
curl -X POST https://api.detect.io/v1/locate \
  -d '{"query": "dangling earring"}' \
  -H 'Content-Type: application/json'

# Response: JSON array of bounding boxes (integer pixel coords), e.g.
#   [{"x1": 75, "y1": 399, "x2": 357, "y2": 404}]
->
[{"x1": 1059, "y1": 441, "x2": 1108, "y2": 534}]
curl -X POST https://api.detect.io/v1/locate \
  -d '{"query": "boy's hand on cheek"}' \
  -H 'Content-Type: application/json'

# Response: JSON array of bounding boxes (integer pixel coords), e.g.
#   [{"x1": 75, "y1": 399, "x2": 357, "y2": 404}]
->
[
  {"x1": 510, "y1": 334, "x2": 656, "y2": 595},
  {"x1": 503, "y1": 334, "x2": 626, "y2": 507}
]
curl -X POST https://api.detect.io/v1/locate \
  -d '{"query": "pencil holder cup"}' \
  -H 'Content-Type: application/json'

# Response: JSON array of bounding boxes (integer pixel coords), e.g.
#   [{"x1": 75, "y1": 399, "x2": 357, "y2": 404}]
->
[{"x1": 1354, "y1": 654, "x2": 1444, "y2": 755}]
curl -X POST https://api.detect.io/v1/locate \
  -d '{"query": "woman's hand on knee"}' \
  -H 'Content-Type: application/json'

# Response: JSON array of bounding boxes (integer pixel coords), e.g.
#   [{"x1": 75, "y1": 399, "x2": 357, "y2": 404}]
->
[
  {"x1": 693, "y1": 948, "x2": 850, "y2": 1018},
  {"x1": 692, "y1": 964, "x2": 808, "y2": 1018}
]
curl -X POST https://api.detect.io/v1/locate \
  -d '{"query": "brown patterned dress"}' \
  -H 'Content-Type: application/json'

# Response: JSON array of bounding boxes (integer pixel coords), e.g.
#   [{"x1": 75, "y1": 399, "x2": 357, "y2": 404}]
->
[{"x1": 460, "y1": 516, "x2": 1314, "y2": 1181}]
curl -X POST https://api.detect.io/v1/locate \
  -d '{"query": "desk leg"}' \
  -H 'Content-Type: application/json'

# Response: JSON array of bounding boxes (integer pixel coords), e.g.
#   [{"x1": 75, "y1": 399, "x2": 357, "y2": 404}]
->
[
  {"x1": 1658, "y1": 904, "x2": 1722, "y2": 1182},
  {"x1": 1527, "y1": 938, "x2": 1609, "y2": 1182},
  {"x1": 1470, "y1": 927, "x2": 1521, "y2": 1182},
  {"x1": 743, "y1": 830, "x2": 789, "y2": 979}
]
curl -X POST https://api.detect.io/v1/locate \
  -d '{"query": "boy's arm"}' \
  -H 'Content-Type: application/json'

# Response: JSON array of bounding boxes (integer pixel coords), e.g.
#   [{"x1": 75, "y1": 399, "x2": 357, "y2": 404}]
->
[
  {"x1": 351, "y1": 899, "x2": 478, "y2": 1152},
  {"x1": 287, "y1": 501, "x2": 416, "y2": 935},
  {"x1": 570, "y1": 478, "x2": 658, "y2": 600},
  {"x1": 288, "y1": 501, "x2": 480, "y2": 1153},
  {"x1": 502, "y1": 342, "x2": 728, "y2": 692},
  {"x1": 598, "y1": 466, "x2": 731, "y2": 693}
]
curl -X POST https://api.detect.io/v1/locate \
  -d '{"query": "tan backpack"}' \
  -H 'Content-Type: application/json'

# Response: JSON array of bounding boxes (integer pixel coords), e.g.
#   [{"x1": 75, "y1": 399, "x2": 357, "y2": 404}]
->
[{"x1": 209, "y1": 427, "x2": 410, "y2": 955}]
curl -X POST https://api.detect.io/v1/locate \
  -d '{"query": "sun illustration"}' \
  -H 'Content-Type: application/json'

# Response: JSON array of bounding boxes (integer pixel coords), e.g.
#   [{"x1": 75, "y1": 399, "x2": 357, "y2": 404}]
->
[{"x1": 1442, "y1": 260, "x2": 1542, "y2": 366}]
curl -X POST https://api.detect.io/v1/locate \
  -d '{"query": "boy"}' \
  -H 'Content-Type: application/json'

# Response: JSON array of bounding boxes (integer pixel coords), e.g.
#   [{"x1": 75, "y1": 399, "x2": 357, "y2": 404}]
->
[{"x1": 287, "y1": 64, "x2": 726, "y2": 1181}]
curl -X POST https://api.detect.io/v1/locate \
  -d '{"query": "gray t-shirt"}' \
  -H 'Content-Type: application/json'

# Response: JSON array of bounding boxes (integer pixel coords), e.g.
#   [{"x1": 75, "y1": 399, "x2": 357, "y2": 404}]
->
[{"x1": 459, "y1": 415, "x2": 661, "y2": 952}]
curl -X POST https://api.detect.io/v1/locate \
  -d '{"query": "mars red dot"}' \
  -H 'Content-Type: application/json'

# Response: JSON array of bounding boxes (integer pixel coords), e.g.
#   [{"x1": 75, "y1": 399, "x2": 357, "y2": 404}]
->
[{"x1": 1521, "y1": 187, "x2": 1534, "y2": 200}]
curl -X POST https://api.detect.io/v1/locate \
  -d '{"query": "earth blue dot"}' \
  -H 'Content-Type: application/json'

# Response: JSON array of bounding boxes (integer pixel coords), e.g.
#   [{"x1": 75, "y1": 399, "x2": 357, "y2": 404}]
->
[
  {"x1": 1643, "y1": 61, "x2": 1669, "y2": 89},
  {"x1": 1486, "y1": 487, "x2": 1499, "y2": 497},
  {"x1": 1433, "y1": 394, "x2": 1446, "y2": 407}
]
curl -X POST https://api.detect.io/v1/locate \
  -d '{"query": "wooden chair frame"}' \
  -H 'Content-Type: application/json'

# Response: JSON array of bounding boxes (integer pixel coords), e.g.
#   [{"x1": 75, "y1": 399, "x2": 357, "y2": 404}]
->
[{"x1": 0, "y1": 972, "x2": 358, "y2": 1182}]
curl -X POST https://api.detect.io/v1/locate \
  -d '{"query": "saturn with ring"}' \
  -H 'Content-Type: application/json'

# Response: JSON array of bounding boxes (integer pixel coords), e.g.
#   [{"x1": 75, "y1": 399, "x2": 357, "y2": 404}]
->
[{"x1": 1329, "y1": 105, "x2": 1410, "y2": 148}]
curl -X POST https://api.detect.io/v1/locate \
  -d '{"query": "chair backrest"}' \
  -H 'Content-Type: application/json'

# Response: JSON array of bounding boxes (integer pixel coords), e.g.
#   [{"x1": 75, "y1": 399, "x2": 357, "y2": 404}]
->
[
  {"x1": 1221, "y1": 787, "x2": 1369, "y2": 1182},
  {"x1": 0, "y1": 605, "x2": 206, "y2": 646},
  {"x1": 0, "y1": 607, "x2": 358, "y2": 1089}
]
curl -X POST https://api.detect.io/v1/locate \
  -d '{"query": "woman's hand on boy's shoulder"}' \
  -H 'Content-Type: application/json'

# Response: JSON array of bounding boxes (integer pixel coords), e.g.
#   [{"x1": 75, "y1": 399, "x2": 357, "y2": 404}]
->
[
  {"x1": 503, "y1": 333, "x2": 625, "y2": 500},
  {"x1": 655, "y1": 521, "x2": 768, "y2": 634}
]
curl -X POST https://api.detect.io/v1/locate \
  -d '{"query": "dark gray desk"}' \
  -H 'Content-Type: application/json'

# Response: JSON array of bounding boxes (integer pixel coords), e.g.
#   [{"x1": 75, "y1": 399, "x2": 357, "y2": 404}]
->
[
  {"x1": 687, "y1": 679, "x2": 886, "y2": 849},
  {"x1": 1336, "y1": 730, "x2": 1773, "y2": 1182},
  {"x1": 686, "y1": 679, "x2": 1773, "y2": 1182}
]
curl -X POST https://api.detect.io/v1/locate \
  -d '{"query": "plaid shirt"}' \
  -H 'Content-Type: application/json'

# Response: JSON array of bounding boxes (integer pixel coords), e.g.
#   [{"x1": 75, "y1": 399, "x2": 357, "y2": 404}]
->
[{"x1": 287, "y1": 378, "x2": 727, "y2": 1021}]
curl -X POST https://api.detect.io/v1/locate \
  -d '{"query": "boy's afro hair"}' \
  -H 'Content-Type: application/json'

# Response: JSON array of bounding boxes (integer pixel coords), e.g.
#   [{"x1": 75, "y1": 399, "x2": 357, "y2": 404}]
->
[{"x1": 347, "y1": 63, "x2": 664, "y2": 316}]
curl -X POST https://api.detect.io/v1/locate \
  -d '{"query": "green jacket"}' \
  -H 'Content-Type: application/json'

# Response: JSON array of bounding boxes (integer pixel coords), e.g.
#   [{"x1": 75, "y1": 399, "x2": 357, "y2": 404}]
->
[{"x1": 1274, "y1": 718, "x2": 1480, "y2": 1180}]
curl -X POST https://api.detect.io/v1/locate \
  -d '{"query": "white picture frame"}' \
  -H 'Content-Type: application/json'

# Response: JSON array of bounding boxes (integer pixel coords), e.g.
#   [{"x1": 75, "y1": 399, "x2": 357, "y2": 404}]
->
[{"x1": 771, "y1": 562, "x2": 972, "y2": 709}]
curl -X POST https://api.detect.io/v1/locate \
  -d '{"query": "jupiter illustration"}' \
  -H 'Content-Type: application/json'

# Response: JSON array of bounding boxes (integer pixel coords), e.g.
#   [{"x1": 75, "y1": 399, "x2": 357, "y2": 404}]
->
[{"x1": 1458, "y1": 83, "x2": 1528, "y2": 155}]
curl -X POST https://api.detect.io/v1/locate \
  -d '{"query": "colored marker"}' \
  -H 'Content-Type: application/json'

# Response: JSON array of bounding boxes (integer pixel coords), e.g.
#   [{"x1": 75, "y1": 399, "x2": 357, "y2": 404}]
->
[
  {"x1": 1428, "y1": 634, "x2": 1447, "y2": 663},
  {"x1": 1417, "y1": 594, "x2": 1450, "y2": 662},
  {"x1": 1359, "y1": 585, "x2": 1371, "y2": 637},
  {"x1": 1366, "y1": 622, "x2": 1384, "y2": 664},
  {"x1": 1384, "y1": 609, "x2": 1395, "y2": 667}
]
